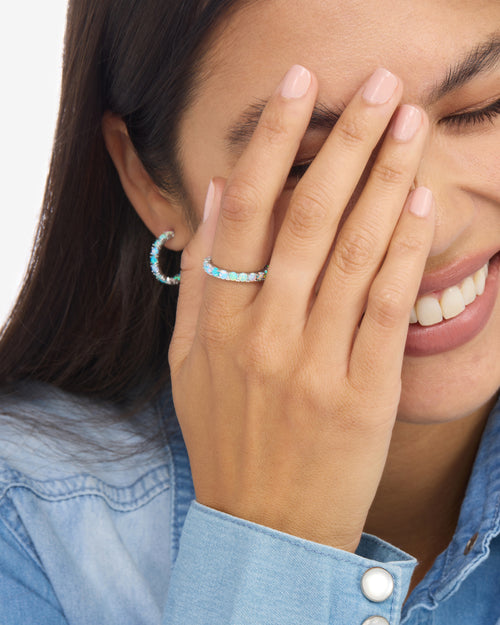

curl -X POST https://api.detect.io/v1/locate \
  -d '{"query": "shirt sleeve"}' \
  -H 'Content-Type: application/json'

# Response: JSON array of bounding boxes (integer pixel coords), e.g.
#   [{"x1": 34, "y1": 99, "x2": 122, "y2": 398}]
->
[
  {"x1": 0, "y1": 517, "x2": 67, "y2": 625},
  {"x1": 163, "y1": 501, "x2": 417, "y2": 625}
]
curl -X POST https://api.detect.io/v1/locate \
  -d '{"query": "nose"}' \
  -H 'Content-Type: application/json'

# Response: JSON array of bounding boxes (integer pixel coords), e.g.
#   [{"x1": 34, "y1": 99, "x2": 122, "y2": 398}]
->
[{"x1": 414, "y1": 135, "x2": 476, "y2": 257}]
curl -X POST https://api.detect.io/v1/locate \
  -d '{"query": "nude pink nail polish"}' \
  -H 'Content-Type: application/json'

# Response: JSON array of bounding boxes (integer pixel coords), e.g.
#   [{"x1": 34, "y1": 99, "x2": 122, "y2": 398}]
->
[
  {"x1": 407, "y1": 186, "x2": 433, "y2": 218},
  {"x1": 391, "y1": 105, "x2": 422, "y2": 141},
  {"x1": 362, "y1": 68, "x2": 398, "y2": 105},
  {"x1": 279, "y1": 65, "x2": 311, "y2": 99}
]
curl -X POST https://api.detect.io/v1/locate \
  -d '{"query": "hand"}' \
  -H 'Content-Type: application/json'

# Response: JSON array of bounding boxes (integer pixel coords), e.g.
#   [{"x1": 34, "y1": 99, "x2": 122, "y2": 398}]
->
[{"x1": 169, "y1": 66, "x2": 434, "y2": 551}]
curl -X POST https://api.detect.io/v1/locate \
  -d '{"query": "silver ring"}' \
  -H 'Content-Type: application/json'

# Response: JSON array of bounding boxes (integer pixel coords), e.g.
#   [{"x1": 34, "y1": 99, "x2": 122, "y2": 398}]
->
[{"x1": 203, "y1": 257, "x2": 268, "y2": 282}]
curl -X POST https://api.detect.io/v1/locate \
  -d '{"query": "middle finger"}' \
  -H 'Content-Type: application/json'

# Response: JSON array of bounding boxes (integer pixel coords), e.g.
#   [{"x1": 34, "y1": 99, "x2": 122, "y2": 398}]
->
[{"x1": 262, "y1": 68, "x2": 402, "y2": 315}]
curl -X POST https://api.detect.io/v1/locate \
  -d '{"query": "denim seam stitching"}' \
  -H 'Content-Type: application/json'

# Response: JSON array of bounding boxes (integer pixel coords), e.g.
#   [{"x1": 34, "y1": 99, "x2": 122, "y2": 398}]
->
[
  {"x1": 0, "y1": 504, "x2": 45, "y2": 571},
  {"x1": 0, "y1": 480, "x2": 170, "y2": 512},
  {"x1": 361, "y1": 533, "x2": 412, "y2": 561},
  {"x1": 196, "y1": 504, "x2": 413, "y2": 568}
]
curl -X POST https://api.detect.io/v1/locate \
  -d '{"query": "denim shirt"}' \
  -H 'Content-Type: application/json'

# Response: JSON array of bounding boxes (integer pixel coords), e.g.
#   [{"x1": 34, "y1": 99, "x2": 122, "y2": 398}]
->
[{"x1": 0, "y1": 383, "x2": 499, "y2": 625}]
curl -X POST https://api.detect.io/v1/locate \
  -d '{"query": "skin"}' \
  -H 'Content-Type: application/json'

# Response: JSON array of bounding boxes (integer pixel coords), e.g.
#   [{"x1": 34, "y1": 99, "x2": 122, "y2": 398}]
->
[{"x1": 103, "y1": 0, "x2": 500, "y2": 594}]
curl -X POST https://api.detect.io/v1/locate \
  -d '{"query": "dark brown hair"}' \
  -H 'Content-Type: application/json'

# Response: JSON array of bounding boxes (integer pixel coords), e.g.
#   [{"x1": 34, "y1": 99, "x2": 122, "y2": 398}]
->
[{"x1": 0, "y1": 0, "x2": 242, "y2": 406}]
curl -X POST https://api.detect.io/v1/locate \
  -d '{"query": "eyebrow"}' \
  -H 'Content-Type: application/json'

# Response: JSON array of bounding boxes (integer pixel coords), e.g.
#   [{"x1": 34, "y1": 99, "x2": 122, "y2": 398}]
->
[
  {"x1": 225, "y1": 100, "x2": 343, "y2": 152},
  {"x1": 427, "y1": 33, "x2": 500, "y2": 102},
  {"x1": 225, "y1": 32, "x2": 500, "y2": 154}
]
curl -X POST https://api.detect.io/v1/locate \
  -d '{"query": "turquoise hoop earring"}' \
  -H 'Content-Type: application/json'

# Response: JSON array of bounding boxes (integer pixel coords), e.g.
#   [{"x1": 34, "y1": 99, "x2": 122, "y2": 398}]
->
[{"x1": 150, "y1": 231, "x2": 181, "y2": 285}]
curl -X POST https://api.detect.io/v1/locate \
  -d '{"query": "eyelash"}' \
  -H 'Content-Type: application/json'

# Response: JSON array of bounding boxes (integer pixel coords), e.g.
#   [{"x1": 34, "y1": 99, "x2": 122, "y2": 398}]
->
[
  {"x1": 439, "y1": 97, "x2": 500, "y2": 129},
  {"x1": 288, "y1": 98, "x2": 500, "y2": 180}
]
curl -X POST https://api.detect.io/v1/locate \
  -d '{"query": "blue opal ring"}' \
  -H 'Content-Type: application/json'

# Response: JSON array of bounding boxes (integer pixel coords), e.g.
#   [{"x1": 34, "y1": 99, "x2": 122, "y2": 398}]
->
[{"x1": 203, "y1": 257, "x2": 268, "y2": 283}]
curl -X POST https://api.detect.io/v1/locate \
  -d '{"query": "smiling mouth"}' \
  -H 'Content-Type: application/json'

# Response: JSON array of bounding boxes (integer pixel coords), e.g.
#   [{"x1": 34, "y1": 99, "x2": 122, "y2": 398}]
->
[
  {"x1": 410, "y1": 261, "x2": 489, "y2": 326},
  {"x1": 404, "y1": 251, "x2": 500, "y2": 357}
]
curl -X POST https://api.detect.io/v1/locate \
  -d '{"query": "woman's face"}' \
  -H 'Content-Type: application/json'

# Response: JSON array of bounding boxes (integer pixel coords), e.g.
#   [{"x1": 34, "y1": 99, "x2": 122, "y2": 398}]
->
[{"x1": 177, "y1": 0, "x2": 500, "y2": 423}]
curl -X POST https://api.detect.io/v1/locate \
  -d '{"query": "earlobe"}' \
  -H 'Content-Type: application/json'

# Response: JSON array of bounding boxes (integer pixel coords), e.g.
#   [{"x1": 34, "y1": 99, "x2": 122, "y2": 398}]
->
[{"x1": 101, "y1": 111, "x2": 191, "y2": 250}]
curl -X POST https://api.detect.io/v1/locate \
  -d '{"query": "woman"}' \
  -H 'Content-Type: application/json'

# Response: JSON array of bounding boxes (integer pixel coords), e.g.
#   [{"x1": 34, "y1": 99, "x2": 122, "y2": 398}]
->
[{"x1": 0, "y1": 0, "x2": 499, "y2": 623}]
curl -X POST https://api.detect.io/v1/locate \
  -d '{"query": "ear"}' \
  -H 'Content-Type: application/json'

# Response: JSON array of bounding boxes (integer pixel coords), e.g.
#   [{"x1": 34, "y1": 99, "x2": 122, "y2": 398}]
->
[{"x1": 101, "y1": 111, "x2": 191, "y2": 251}]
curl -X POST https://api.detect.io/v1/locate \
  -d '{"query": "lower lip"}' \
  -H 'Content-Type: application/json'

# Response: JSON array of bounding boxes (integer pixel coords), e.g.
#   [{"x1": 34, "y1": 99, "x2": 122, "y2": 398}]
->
[{"x1": 405, "y1": 253, "x2": 500, "y2": 357}]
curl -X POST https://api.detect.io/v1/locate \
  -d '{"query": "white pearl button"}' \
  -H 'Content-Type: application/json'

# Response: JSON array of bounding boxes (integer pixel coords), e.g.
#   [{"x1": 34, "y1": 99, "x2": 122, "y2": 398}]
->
[
  {"x1": 361, "y1": 567, "x2": 394, "y2": 602},
  {"x1": 362, "y1": 617, "x2": 390, "y2": 625}
]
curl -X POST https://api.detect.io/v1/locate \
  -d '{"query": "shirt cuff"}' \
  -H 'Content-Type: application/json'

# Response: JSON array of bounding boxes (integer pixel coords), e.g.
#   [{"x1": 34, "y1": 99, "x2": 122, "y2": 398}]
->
[{"x1": 164, "y1": 501, "x2": 417, "y2": 625}]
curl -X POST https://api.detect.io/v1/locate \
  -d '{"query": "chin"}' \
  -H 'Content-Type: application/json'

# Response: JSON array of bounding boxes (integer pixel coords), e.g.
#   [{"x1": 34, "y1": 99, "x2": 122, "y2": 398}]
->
[{"x1": 397, "y1": 331, "x2": 500, "y2": 425}]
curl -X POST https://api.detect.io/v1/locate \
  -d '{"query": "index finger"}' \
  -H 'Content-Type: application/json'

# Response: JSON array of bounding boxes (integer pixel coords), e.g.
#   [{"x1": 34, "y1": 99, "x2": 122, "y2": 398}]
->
[{"x1": 206, "y1": 65, "x2": 318, "y2": 304}]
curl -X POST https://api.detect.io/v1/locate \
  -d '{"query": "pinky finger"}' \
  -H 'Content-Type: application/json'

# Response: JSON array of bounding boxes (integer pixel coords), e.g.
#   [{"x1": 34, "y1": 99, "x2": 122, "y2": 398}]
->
[{"x1": 349, "y1": 187, "x2": 435, "y2": 392}]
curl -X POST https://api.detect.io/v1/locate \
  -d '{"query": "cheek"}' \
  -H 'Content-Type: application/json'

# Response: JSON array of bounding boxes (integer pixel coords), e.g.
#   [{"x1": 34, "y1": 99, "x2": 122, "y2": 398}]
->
[
  {"x1": 413, "y1": 129, "x2": 500, "y2": 255},
  {"x1": 444, "y1": 130, "x2": 500, "y2": 197},
  {"x1": 471, "y1": 133, "x2": 500, "y2": 195}
]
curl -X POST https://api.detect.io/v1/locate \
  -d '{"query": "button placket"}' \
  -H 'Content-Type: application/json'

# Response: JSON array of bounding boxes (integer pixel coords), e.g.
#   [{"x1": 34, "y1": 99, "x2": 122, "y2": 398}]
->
[
  {"x1": 361, "y1": 567, "x2": 394, "y2": 602},
  {"x1": 362, "y1": 617, "x2": 390, "y2": 625},
  {"x1": 463, "y1": 532, "x2": 479, "y2": 555}
]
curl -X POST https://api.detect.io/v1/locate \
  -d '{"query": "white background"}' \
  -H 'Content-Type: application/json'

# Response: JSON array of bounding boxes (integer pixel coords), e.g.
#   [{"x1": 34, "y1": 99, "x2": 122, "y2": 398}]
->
[{"x1": 0, "y1": 2, "x2": 68, "y2": 323}]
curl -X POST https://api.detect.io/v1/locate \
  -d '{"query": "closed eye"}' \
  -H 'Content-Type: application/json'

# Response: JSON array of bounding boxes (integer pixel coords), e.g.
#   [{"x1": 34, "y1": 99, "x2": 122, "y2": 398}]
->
[
  {"x1": 439, "y1": 97, "x2": 500, "y2": 129},
  {"x1": 288, "y1": 97, "x2": 500, "y2": 182}
]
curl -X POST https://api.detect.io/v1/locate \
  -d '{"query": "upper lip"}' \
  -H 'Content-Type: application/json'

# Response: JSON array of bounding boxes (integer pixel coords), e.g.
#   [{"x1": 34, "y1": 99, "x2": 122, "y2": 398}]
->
[{"x1": 417, "y1": 247, "x2": 499, "y2": 297}]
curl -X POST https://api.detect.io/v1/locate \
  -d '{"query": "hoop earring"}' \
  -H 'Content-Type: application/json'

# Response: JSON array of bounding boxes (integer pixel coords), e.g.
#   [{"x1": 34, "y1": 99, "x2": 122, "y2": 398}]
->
[{"x1": 150, "y1": 231, "x2": 181, "y2": 285}]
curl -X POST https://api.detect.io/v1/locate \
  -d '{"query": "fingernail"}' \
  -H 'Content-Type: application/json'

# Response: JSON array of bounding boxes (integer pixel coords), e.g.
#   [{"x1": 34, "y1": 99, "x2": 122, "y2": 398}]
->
[
  {"x1": 407, "y1": 186, "x2": 433, "y2": 217},
  {"x1": 279, "y1": 65, "x2": 311, "y2": 99},
  {"x1": 390, "y1": 105, "x2": 422, "y2": 141},
  {"x1": 203, "y1": 179, "x2": 215, "y2": 222},
  {"x1": 362, "y1": 68, "x2": 398, "y2": 105}
]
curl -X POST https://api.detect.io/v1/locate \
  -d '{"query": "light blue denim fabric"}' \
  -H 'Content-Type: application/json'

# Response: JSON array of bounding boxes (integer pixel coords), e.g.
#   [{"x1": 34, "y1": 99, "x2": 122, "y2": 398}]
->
[{"x1": 0, "y1": 383, "x2": 499, "y2": 624}]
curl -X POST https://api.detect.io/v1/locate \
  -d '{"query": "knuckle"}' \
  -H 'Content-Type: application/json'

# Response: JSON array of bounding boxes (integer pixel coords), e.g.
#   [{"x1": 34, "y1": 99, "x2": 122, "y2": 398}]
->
[
  {"x1": 298, "y1": 367, "x2": 335, "y2": 413},
  {"x1": 238, "y1": 323, "x2": 292, "y2": 382},
  {"x1": 257, "y1": 107, "x2": 291, "y2": 147},
  {"x1": 221, "y1": 178, "x2": 261, "y2": 224},
  {"x1": 371, "y1": 159, "x2": 406, "y2": 187},
  {"x1": 335, "y1": 115, "x2": 368, "y2": 148},
  {"x1": 368, "y1": 283, "x2": 407, "y2": 328},
  {"x1": 288, "y1": 187, "x2": 330, "y2": 238},
  {"x1": 239, "y1": 332, "x2": 279, "y2": 377},
  {"x1": 333, "y1": 229, "x2": 376, "y2": 276},
  {"x1": 392, "y1": 230, "x2": 427, "y2": 256},
  {"x1": 299, "y1": 374, "x2": 362, "y2": 432}
]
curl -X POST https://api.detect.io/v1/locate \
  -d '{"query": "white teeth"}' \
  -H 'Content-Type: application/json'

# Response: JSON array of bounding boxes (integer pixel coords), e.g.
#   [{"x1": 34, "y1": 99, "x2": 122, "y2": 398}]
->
[
  {"x1": 415, "y1": 296, "x2": 443, "y2": 326},
  {"x1": 440, "y1": 286, "x2": 465, "y2": 320},
  {"x1": 473, "y1": 264, "x2": 487, "y2": 296},
  {"x1": 460, "y1": 276, "x2": 476, "y2": 305},
  {"x1": 410, "y1": 262, "x2": 489, "y2": 326}
]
